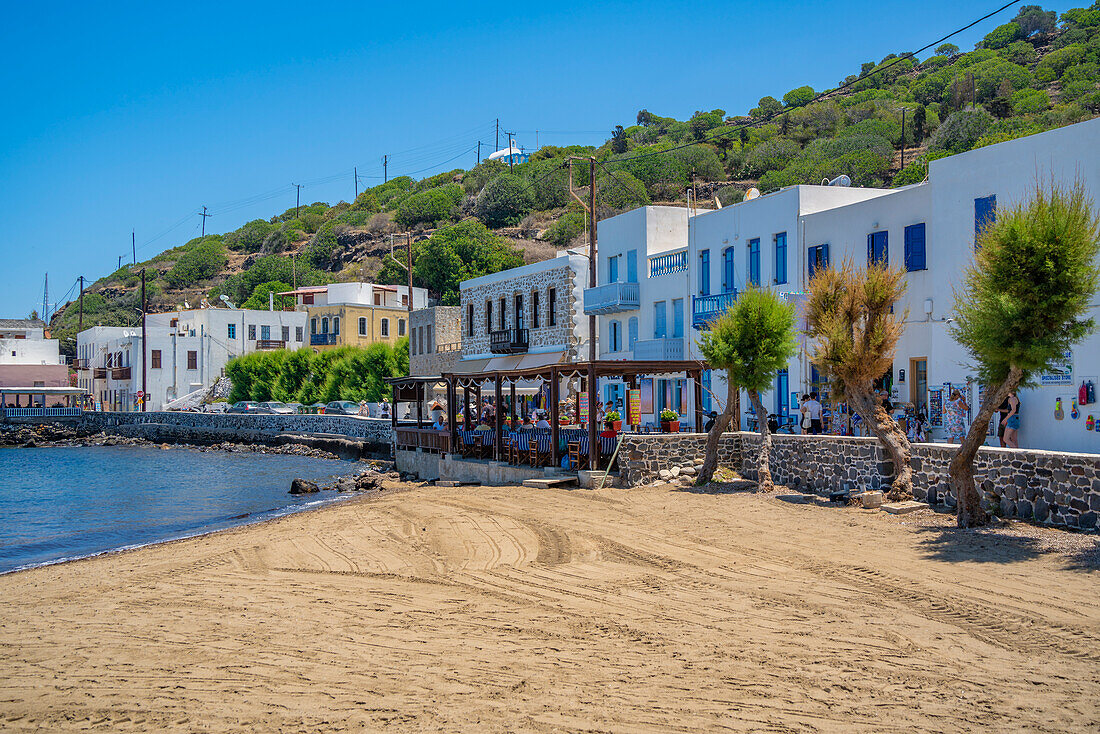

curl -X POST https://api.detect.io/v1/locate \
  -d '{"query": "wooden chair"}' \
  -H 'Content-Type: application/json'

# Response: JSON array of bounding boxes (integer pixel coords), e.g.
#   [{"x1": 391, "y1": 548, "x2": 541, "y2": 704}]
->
[
  {"x1": 567, "y1": 441, "x2": 585, "y2": 470},
  {"x1": 527, "y1": 438, "x2": 541, "y2": 467}
]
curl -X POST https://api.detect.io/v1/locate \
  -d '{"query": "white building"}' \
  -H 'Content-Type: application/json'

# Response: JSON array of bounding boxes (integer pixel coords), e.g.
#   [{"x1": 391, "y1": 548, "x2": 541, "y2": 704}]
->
[
  {"x1": 0, "y1": 318, "x2": 70, "y2": 405},
  {"x1": 76, "y1": 307, "x2": 307, "y2": 411},
  {"x1": 676, "y1": 116, "x2": 1100, "y2": 452}
]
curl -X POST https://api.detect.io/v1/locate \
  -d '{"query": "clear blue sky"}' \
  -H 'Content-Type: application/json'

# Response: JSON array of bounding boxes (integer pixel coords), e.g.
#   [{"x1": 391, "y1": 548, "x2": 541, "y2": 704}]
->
[{"x1": 0, "y1": 0, "x2": 1075, "y2": 317}]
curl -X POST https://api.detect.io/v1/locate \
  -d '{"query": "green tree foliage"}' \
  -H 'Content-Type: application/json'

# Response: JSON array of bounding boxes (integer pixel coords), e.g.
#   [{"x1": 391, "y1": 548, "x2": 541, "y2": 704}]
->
[
  {"x1": 610, "y1": 125, "x2": 628, "y2": 153},
  {"x1": 164, "y1": 238, "x2": 227, "y2": 288},
  {"x1": 597, "y1": 169, "x2": 650, "y2": 210},
  {"x1": 929, "y1": 107, "x2": 994, "y2": 154},
  {"x1": 543, "y1": 209, "x2": 585, "y2": 247},
  {"x1": 224, "y1": 219, "x2": 275, "y2": 252},
  {"x1": 741, "y1": 138, "x2": 800, "y2": 177},
  {"x1": 949, "y1": 181, "x2": 1100, "y2": 527},
  {"x1": 216, "y1": 255, "x2": 329, "y2": 305},
  {"x1": 782, "y1": 85, "x2": 815, "y2": 108},
  {"x1": 240, "y1": 280, "x2": 294, "y2": 310},
  {"x1": 393, "y1": 183, "x2": 464, "y2": 228},
  {"x1": 936, "y1": 43, "x2": 960, "y2": 56},
  {"x1": 474, "y1": 173, "x2": 534, "y2": 227},
  {"x1": 1013, "y1": 4, "x2": 1057, "y2": 36},
  {"x1": 697, "y1": 288, "x2": 797, "y2": 488},
  {"x1": 226, "y1": 342, "x2": 409, "y2": 404},
  {"x1": 982, "y1": 22, "x2": 1023, "y2": 50},
  {"x1": 750, "y1": 96, "x2": 783, "y2": 119}
]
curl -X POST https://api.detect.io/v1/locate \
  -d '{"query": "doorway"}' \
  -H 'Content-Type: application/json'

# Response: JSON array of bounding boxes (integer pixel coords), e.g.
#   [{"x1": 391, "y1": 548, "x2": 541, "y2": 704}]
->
[{"x1": 910, "y1": 357, "x2": 928, "y2": 411}]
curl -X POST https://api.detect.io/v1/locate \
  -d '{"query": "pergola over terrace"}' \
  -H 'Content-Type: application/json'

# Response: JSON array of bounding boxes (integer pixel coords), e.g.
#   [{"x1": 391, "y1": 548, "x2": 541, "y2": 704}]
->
[{"x1": 387, "y1": 359, "x2": 707, "y2": 469}]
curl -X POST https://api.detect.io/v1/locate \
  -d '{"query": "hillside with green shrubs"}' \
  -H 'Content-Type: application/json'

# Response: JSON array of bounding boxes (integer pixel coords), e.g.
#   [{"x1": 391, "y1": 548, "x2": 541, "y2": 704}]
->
[{"x1": 49, "y1": 3, "x2": 1100, "y2": 357}]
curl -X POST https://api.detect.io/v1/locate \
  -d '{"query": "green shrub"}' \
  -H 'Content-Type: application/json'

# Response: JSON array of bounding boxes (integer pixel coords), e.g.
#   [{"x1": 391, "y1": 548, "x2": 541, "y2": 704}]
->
[
  {"x1": 543, "y1": 209, "x2": 585, "y2": 247},
  {"x1": 474, "y1": 173, "x2": 535, "y2": 227},
  {"x1": 929, "y1": 107, "x2": 994, "y2": 154},
  {"x1": 393, "y1": 184, "x2": 463, "y2": 228},
  {"x1": 782, "y1": 85, "x2": 815, "y2": 108},
  {"x1": 717, "y1": 186, "x2": 744, "y2": 206},
  {"x1": 1036, "y1": 44, "x2": 1087, "y2": 80},
  {"x1": 1012, "y1": 88, "x2": 1049, "y2": 113},
  {"x1": 892, "y1": 160, "x2": 927, "y2": 187},
  {"x1": 741, "y1": 138, "x2": 800, "y2": 177},
  {"x1": 240, "y1": 281, "x2": 294, "y2": 310},
  {"x1": 164, "y1": 240, "x2": 227, "y2": 288},
  {"x1": 982, "y1": 22, "x2": 1022, "y2": 50},
  {"x1": 1004, "y1": 40, "x2": 1037, "y2": 65},
  {"x1": 598, "y1": 169, "x2": 650, "y2": 209},
  {"x1": 303, "y1": 224, "x2": 339, "y2": 268},
  {"x1": 224, "y1": 219, "x2": 275, "y2": 253}
]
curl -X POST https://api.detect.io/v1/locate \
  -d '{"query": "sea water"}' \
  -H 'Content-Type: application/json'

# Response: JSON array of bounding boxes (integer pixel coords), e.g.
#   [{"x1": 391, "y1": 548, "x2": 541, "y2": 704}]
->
[{"x1": 0, "y1": 445, "x2": 353, "y2": 574}]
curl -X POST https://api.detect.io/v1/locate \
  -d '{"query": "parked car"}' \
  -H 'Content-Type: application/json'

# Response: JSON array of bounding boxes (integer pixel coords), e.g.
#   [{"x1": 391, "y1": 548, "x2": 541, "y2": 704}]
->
[
  {"x1": 284, "y1": 402, "x2": 304, "y2": 414},
  {"x1": 324, "y1": 400, "x2": 361, "y2": 416},
  {"x1": 204, "y1": 402, "x2": 230, "y2": 413},
  {"x1": 227, "y1": 401, "x2": 262, "y2": 414},
  {"x1": 258, "y1": 401, "x2": 296, "y2": 415}
]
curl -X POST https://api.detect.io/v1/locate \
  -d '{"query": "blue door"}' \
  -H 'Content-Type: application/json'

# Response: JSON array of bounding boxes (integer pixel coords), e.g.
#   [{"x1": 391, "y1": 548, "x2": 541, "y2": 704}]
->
[
  {"x1": 654, "y1": 301, "x2": 667, "y2": 338},
  {"x1": 748, "y1": 238, "x2": 760, "y2": 286},
  {"x1": 626, "y1": 250, "x2": 638, "y2": 282},
  {"x1": 699, "y1": 250, "x2": 710, "y2": 295},
  {"x1": 776, "y1": 369, "x2": 789, "y2": 418},
  {"x1": 608, "y1": 255, "x2": 619, "y2": 283},
  {"x1": 672, "y1": 298, "x2": 684, "y2": 338},
  {"x1": 722, "y1": 247, "x2": 736, "y2": 293}
]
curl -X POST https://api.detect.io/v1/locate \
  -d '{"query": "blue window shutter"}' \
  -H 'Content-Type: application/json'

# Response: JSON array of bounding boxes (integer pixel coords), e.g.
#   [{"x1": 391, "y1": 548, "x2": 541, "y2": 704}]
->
[
  {"x1": 822, "y1": 243, "x2": 830, "y2": 268},
  {"x1": 904, "y1": 223, "x2": 926, "y2": 271},
  {"x1": 774, "y1": 233, "x2": 787, "y2": 284},
  {"x1": 672, "y1": 299, "x2": 684, "y2": 338},
  {"x1": 628, "y1": 317, "x2": 638, "y2": 350},
  {"x1": 608, "y1": 255, "x2": 618, "y2": 283},
  {"x1": 867, "y1": 233, "x2": 874, "y2": 264},
  {"x1": 654, "y1": 301, "x2": 667, "y2": 338},
  {"x1": 699, "y1": 250, "x2": 710, "y2": 295},
  {"x1": 776, "y1": 369, "x2": 789, "y2": 417},
  {"x1": 626, "y1": 250, "x2": 638, "y2": 283},
  {"x1": 975, "y1": 195, "x2": 996, "y2": 247}
]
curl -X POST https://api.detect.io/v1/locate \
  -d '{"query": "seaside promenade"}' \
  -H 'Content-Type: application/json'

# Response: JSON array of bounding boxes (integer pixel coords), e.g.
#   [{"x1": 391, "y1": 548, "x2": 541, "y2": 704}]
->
[{"x1": 0, "y1": 480, "x2": 1097, "y2": 731}]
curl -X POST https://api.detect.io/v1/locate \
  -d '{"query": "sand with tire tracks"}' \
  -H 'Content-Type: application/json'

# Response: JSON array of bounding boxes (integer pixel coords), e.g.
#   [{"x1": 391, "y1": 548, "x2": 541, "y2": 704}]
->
[{"x1": 0, "y1": 480, "x2": 1098, "y2": 732}]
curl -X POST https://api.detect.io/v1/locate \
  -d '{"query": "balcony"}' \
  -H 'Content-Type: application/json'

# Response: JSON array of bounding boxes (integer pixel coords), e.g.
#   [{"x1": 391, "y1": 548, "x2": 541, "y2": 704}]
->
[
  {"x1": 490, "y1": 328, "x2": 529, "y2": 354},
  {"x1": 648, "y1": 249, "x2": 688, "y2": 278},
  {"x1": 583, "y1": 281, "x2": 640, "y2": 315},
  {"x1": 692, "y1": 292, "x2": 737, "y2": 330},
  {"x1": 310, "y1": 333, "x2": 338, "y2": 346},
  {"x1": 93, "y1": 368, "x2": 107, "y2": 379},
  {"x1": 632, "y1": 337, "x2": 684, "y2": 361},
  {"x1": 255, "y1": 339, "x2": 286, "y2": 351},
  {"x1": 111, "y1": 366, "x2": 131, "y2": 380}
]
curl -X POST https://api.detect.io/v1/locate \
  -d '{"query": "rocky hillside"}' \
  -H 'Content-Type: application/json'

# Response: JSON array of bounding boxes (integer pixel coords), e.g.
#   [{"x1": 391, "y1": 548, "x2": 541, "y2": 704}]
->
[{"x1": 48, "y1": 2, "x2": 1100, "y2": 354}]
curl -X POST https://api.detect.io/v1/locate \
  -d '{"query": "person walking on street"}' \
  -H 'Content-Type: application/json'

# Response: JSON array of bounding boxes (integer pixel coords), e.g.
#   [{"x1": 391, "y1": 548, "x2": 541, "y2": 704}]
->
[
  {"x1": 945, "y1": 389, "x2": 969, "y2": 443},
  {"x1": 1002, "y1": 390, "x2": 1021, "y2": 448},
  {"x1": 804, "y1": 392, "x2": 824, "y2": 435}
]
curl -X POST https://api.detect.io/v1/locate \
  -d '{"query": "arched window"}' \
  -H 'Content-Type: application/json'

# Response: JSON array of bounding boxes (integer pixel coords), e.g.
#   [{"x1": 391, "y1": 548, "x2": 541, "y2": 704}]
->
[
  {"x1": 321, "y1": 317, "x2": 329, "y2": 334},
  {"x1": 381, "y1": 318, "x2": 390, "y2": 337},
  {"x1": 333, "y1": 317, "x2": 340, "y2": 335}
]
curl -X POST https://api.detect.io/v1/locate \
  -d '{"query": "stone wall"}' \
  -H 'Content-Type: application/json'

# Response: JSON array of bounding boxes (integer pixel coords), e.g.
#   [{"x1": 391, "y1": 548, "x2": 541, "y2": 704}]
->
[
  {"x1": 620, "y1": 431, "x2": 1100, "y2": 529},
  {"x1": 410, "y1": 307, "x2": 462, "y2": 404},
  {"x1": 80, "y1": 411, "x2": 394, "y2": 445},
  {"x1": 460, "y1": 258, "x2": 586, "y2": 357}
]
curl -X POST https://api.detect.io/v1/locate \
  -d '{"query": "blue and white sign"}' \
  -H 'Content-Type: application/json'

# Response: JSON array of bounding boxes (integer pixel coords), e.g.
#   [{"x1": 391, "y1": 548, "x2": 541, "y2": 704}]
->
[{"x1": 1040, "y1": 351, "x2": 1073, "y2": 385}]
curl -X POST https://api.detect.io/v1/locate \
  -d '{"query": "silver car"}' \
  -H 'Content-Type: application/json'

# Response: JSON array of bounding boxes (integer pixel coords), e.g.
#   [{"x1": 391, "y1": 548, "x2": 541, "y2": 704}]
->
[{"x1": 258, "y1": 401, "x2": 296, "y2": 415}]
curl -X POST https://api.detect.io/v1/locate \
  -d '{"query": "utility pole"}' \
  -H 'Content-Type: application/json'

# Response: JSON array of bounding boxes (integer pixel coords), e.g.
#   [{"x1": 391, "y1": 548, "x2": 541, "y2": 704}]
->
[
  {"x1": 132, "y1": 230, "x2": 136, "y2": 264},
  {"x1": 293, "y1": 184, "x2": 302, "y2": 218},
  {"x1": 42, "y1": 273, "x2": 48, "y2": 323},
  {"x1": 118, "y1": 255, "x2": 123, "y2": 271},
  {"x1": 587, "y1": 156, "x2": 599, "y2": 470},
  {"x1": 477, "y1": 141, "x2": 481, "y2": 166},
  {"x1": 354, "y1": 167, "x2": 358, "y2": 199},
  {"x1": 292, "y1": 255, "x2": 297, "y2": 290},
  {"x1": 900, "y1": 108, "x2": 907, "y2": 169},
  {"x1": 78, "y1": 276, "x2": 84, "y2": 331},
  {"x1": 199, "y1": 206, "x2": 210, "y2": 237},
  {"x1": 382, "y1": 155, "x2": 388, "y2": 183},
  {"x1": 506, "y1": 133, "x2": 515, "y2": 172},
  {"x1": 495, "y1": 119, "x2": 499, "y2": 152},
  {"x1": 140, "y1": 268, "x2": 147, "y2": 413},
  {"x1": 406, "y1": 232, "x2": 413, "y2": 323}
]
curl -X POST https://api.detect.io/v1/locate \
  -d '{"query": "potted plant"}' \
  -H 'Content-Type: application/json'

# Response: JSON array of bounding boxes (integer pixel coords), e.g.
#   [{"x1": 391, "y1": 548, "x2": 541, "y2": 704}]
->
[
  {"x1": 606, "y1": 410, "x2": 622, "y2": 432},
  {"x1": 660, "y1": 409, "x2": 680, "y2": 433}
]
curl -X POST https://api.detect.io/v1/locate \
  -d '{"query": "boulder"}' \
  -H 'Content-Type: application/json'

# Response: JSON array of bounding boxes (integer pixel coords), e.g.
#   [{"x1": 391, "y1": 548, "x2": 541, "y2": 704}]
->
[
  {"x1": 658, "y1": 469, "x2": 672, "y2": 480},
  {"x1": 861, "y1": 491, "x2": 884, "y2": 509},
  {"x1": 356, "y1": 473, "x2": 381, "y2": 491},
  {"x1": 670, "y1": 466, "x2": 681, "y2": 478},
  {"x1": 289, "y1": 478, "x2": 320, "y2": 495},
  {"x1": 680, "y1": 466, "x2": 696, "y2": 476}
]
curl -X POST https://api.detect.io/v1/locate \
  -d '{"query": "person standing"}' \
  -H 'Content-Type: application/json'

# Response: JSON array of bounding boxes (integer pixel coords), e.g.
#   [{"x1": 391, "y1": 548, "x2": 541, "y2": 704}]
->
[
  {"x1": 1002, "y1": 390, "x2": 1021, "y2": 448},
  {"x1": 945, "y1": 389, "x2": 969, "y2": 443},
  {"x1": 996, "y1": 395, "x2": 1012, "y2": 447},
  {"x1": 805, "y1": 392, "x2": 824, "y2": 435},
  {"x1": 799, "y1": 394, "x2": 811, "y2": 434}
]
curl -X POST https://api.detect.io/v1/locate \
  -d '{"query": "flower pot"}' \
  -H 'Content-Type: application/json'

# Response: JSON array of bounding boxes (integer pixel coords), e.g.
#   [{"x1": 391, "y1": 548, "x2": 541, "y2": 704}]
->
[
  {"x1": 661, "y1": 420, "x2": 680, "y2": 433},
  {"x1": 612, "y1": 420, "x2": 622, "y2": 432}
]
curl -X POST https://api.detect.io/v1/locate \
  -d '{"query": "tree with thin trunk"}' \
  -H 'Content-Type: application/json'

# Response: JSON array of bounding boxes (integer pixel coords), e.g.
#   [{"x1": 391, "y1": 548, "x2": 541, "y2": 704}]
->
[
  {"x1": 804, "y1": 260, "x2": 913, "y2": 500},
  {"x1": 950, "y1": 181, "x2": 1100, "y2": 527},
  {"x1": 697, "y1": 288, "x2": 797, "y2": 489}
]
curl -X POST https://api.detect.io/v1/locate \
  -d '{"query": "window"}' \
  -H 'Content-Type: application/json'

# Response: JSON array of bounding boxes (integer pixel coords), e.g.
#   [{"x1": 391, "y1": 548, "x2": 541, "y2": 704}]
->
[
  {"x1": 628, "y1": 317, "x2": 638, "y2": 350},
  {"x1": 609, "y1": 320, "x2": 622, "y2": 352},
  {"x1": 248, "y1": 324, "x2": 256, "y2": 340},
  {"x1": 699, "y1": 250, "x2": 710, "y2": 295},
  {"x1": 485, "y1": 301, "x2": 492, "y2": 334},
  {"x1": 310, "y1": 318, "x2": 317, "y2": 335},
  {"x1": 514, "y1": 293, "x2": 524, "y2": 330},
  {"x1": 774, "y1": 232, "x2": 787, "y2": 284},
  {"x1": 227, "y1": 323, "x2": 236, "y2": 339},
  {"x1": 654, "y1": 301, "x2": 667, "y2": 338},
  {"x1": 532, "y1": 291, "x2": 540, "y2": 328},
  {"x1": 260, "y1": 325, "x2": 271, "y2": 341},
  {"x1": 359, "y1": 317, "x2": 367, "y2": 335},
  {"x1": 417, "y1": 327, "x2": 424, "y2": 355},
  {"x1": 410, "y1": 328, "x2": 417, "y2": 355},
  {"x1": 548, "y1": 288, "x2": 557, "y2": 326},
  {"x1": 381, "y1": 318, "x2": 390, "y2": 337},
  {"x1": 321, "y1": 317, "x2": 329, "y2": 333},
  {"x1": 776, "y1": 369, "x2": 789, "y2": 418},
  {"x1": 498, "y1": 297, "x2": 506, "y2": 330},
  {"x1": 426, "y1": 324, "x2": 432, "y2": 352},
  {"x1": 868, "y1": 231, "x2": 888, "y2": 265},
  {"x1": 151, "y1": 350, "x2": 161, "y2": 369},
  {"x1": 672, "y1": 298, "x2": 684, "y2": 339},
  {"x1": 187, "y1": 351, "x2": 197, "y2": 370},
  {"x1": 626, "y1": 249, "x2": 638, "y2": 282},
  {"x1": 303, "y1": 294, "x2": 314, "y2": 305},
  {"x1": 608, "y1": 254, "x2": 620, "y2": 283},
  {"x1": 722, "y1": 247, "x2": 736, "y2": 293},
  {"x1": 468, "y1": 303, "x2": 475, "y2": 337},
  {"x1": 282, "y1": 326, "x2": 290, "y2": 342},
  {"x1": 333, "y1": 317, "x2": 340, "y2": 335},
  {"x1": 702, "y1": 369, "x2": 712, "y2": 412},
  {"x1": 747, "y1": 238, "x2": 761, "y2": 286},
  {"x1": 398, "y1": 319, "x2": 406, "y2": 336},
  {"x1": 401, "y1": 294, "x2": 408, "y2": 307},
  {"x1": 808, "y1": 244, "x2": 830, "y2": 278},
  {"x1": 904, "y1": 223, "x2": 927, "y2": 271},
  {"x1": 975, "y1": 194, "x2": 996, "y2": 245},
  {"x1": 295, "y1": 327, "x2": 303, "y2": 342},
  {"x1": 373, "y1": 292, "x2": 381, "y2": 306}
]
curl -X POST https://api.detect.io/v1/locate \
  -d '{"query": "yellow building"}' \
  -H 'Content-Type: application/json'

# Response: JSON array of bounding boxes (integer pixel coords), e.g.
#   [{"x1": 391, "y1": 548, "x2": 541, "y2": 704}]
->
[{"x1": 282, "y1": 283, "x2": 428, "y2": 351}]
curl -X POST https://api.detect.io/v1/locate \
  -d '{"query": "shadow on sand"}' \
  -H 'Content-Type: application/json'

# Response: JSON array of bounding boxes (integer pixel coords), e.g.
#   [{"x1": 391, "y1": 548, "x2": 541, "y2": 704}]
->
[
  {"x1": 675, "y1": 479, "x2": 758, "y2": 495},
  {"x1": 914, "y1": 522, "x2": 1100, "y2": 571}
]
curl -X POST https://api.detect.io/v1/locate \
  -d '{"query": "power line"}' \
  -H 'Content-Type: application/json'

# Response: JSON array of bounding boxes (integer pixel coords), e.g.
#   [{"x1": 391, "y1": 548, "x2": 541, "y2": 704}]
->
[{"x1": 604, "y1": 0, "x2": 1023, "y2": 167}]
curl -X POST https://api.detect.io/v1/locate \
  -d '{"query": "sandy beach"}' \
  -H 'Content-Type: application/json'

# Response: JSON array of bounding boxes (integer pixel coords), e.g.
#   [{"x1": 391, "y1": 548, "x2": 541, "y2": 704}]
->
[{"x1": 1, "y1": 480, "x2": 1098, "y2": 732}]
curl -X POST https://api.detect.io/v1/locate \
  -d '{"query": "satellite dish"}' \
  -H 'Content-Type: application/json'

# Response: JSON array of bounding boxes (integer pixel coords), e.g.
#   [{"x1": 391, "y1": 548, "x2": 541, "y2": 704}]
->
[
  {"x1": 219, "y1": 295, "x2": 237, "y2": 309},
  {"x1": 714, "y1": 196, "x2": 723, "y2": 209},
  {"x1": 744, "y1": 188, "x2": 761, "y2": 201},
  {"x1": 826, "y1": 175, "x2": 852, "y2": 187},
  {"x1": 184, "y1": 301, "x2": 191, "y2": 309}
]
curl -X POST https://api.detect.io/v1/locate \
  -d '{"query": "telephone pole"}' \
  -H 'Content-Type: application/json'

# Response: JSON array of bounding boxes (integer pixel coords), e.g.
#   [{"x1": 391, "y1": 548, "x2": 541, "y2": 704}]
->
[
  {"x1": 292, "y1": 184, "x2": 302, "y2": 218},
  {"x1": 477, "y1": 141, "x2": 481, "y2": 166},
  {"x1": 505, "y1": 132, "x2": 516, "y2": 171},
  {"x1": 140, "y1": 268, "x2": 147, "y2": 413},
  {"x1": 78, "y1": 276, "x2": 84, "y2": 331},
  {"x1": 354, "y1": 167, "x2": 358, "y2": 199},
  {"x1": 495, "y1": 119, "x2": 499, "y2": 152},
  {"x1": 132, "y1": 230, "x2": 136, "y2": 264},
  {"x1": 382, "y1": 155, "x2": 388, "y2": 183},
  {"x1": 42, "y1": 273, "x2": 48, "y2": 323},
  {"x1": 199, "y1": 206, "x2": 210, "y2": 237},
  {"x1": 586, "y1": 156, "x2": 599, "y2": 469},
  {"x1": 406, "y1": 233, "x2": 413, "y2": 323},
  {"x1": 118, "y1": 255, "x2": 123, "y2": 271},
  {"x1": 900, "y1": 108, "x2": 907, "y2": 169}
]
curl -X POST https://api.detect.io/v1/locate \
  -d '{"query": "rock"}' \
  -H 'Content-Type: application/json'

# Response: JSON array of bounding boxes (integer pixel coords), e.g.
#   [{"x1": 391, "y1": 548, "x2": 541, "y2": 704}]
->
[
  {"x1": 861, "y1": 491, "x2": 884, "y2": 509},
  {"x1": 334, "y1": 478, "x2": 357, "y2": 492},
  {"x1": 658, "y1": 469, "x2": 672, "y2": 480},
  {"x1": 680, "y1": 466, "x2": 696, "y2": 476},
  {"x1": 881, "y1": 500, "x2": 927, "y2": 515},
  {"x1": 289, "y1": 478, "x2": 320, "y2": 495},
  {"x1": 356, "y1": 474, "x2": 381, "y2": 491},
  {"x1": 670, "y1": 466, "x2": 681, "y2": 478}
]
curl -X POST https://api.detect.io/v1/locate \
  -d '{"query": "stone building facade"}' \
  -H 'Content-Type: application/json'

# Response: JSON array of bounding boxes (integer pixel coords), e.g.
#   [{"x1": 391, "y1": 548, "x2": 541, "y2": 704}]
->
[
  {"x1": 409, "y1": 306, "x2": 462, "y2": 404},
  {"x1": 458, "y1": 253, "x2": 590, "y2": 363}
]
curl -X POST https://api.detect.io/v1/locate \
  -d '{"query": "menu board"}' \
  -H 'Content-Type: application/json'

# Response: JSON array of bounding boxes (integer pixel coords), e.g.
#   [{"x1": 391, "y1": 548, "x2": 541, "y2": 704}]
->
[
  {"x1": 640, "y1": 378, "x2": 653, "y2": 414},
  {"x1": 627, "y1": 388, "x2": 641, "y2": 427},
  {"x1": 578, "y1": 393, "x2": 589, "y2": 422},
  {"x1": 928, "y1": 388, "x2": 944, "y2": 427}
]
